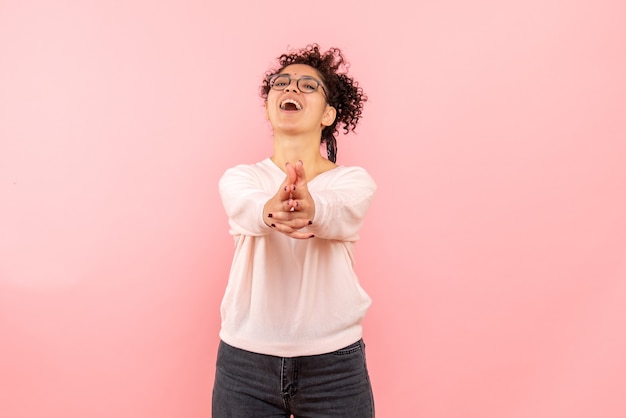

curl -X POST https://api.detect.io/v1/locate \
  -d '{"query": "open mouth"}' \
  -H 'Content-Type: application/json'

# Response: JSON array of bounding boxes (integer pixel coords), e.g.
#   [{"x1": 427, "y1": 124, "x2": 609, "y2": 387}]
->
[{"x1": 280, "y1": 99, "x2": 302, "y2": 111}]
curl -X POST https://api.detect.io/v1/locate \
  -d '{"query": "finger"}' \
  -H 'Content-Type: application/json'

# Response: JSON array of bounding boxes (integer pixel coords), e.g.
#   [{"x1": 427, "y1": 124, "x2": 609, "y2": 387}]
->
[
  {"x1": 285, "y1": 161, "x2": 297, "y2": 185},
  {"x1": 267, "y1": 208, "x2": 297, "y2": 222},
  {"x1": 273, "y1": 197, "x2": 300, "y2": 213},
  {"x1": 286, "y1": 198, "x2": 298, "y2": 212},
  {"x1": 294, "y1": 160, "x2": 306, "y2": 185},
  {"x1": 288, "y1": 232, "x2": 316, "y2": 240},
  {"x1": 271, "y1": 216, "x2": 312, "y2": 231},
  {"x1": 279, "y1": 179, "x2": 294, "y2": 197},
  {"x1": 272, "y1": 222, "x2": 315, "y2": 239}
]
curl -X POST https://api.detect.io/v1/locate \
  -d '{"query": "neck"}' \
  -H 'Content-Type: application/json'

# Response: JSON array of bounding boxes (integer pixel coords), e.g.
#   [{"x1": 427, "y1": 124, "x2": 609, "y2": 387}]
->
[{"x1": 270, "y1": 132, "x2": 335, "y2": 178}]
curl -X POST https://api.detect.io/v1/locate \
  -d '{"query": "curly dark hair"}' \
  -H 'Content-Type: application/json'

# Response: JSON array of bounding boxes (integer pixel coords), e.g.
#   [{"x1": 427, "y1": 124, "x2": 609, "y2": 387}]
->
[{"x1": 260, "y1": 44, "x2": 367, "y2": 163}]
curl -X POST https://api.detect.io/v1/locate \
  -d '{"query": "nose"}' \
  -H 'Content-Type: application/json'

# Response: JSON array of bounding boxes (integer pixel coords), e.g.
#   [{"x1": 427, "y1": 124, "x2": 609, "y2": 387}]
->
[{"x1": 284, "y1": 79, "x2": 300, "y2": 93}]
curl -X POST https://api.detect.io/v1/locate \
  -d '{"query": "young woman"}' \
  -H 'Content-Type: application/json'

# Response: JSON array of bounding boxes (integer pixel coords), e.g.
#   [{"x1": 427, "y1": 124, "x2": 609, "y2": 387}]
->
[{"x1": 213, "y1": 44, "x2": 376, "y2": 417}]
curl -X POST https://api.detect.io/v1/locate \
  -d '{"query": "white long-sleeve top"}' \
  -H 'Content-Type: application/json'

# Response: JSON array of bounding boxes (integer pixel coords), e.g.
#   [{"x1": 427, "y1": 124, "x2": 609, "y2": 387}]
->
[{"x1": 218, "y1": 157, "x2": 376, "y2": 357}]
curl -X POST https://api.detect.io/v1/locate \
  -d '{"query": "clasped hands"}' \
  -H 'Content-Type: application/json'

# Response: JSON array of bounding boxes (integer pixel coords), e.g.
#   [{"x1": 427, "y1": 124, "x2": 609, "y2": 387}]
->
[{"x1": 263, "y1": 160, "x2": 315, "y2": 239}]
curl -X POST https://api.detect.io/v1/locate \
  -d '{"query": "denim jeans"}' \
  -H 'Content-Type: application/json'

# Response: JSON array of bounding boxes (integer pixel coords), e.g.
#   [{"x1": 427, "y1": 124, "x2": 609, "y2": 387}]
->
[{"x1": 212, "y1": 339, "x2": 375, "y2": 417}]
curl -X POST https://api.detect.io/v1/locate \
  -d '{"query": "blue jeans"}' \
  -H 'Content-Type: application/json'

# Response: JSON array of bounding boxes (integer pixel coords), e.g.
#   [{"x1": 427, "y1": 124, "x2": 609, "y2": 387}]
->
[{"x1": 212, "y1": 339, "x2": 375, "y2": 417}]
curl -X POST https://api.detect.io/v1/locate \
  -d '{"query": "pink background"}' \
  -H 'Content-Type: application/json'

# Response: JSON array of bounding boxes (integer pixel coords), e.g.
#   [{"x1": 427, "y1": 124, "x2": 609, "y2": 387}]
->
[{"x1": 1, "y1": 0, "x2": 625, "y2": 417}]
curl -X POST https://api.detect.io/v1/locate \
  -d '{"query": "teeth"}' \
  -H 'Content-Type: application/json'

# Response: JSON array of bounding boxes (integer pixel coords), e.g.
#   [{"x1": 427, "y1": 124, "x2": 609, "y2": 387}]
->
[{"x1": 280, "y1": 99, "x2": 302, "y2": 110}]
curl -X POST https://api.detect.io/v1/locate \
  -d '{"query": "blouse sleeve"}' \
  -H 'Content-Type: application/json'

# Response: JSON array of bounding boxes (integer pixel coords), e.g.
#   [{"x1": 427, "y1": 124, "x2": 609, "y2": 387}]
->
[
  {"x1": 308, "y1": 167, "x2": 377, "y2": 241},
  {"x1": 218, "y1": 164, "x2": 273, "y2": 236}
]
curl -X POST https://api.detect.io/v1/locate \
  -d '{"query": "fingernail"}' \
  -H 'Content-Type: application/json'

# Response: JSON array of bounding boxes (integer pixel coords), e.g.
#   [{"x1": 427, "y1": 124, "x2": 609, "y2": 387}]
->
[
  {"x1": 268, "y1": 213, "x2": 273, "y2": 218},
  {"x1": 309, "y1": 234, "x2": 315, "y2": 238},
  {"x1": 271, "y1": 224, "x2": 276, "y2": 228},
  {"x1": 308, "y1": 220, "x2": 313, "y2": 225}
]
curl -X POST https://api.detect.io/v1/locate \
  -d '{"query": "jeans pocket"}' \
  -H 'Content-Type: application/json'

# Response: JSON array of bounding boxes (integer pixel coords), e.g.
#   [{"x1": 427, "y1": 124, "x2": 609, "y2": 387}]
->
[{"x1": 332, "y1": 339, "x2": 363, "y2": 356}]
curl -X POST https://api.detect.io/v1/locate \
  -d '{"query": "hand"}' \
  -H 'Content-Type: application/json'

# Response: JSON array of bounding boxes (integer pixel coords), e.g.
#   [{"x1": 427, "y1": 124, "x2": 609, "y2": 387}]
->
[{"x1": 263, "y1": 161, "x2": 316, "y2": 239}]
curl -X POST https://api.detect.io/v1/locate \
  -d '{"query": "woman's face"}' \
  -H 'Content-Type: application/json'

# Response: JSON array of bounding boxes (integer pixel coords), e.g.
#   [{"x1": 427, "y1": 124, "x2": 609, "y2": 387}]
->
[{"x1": 265, "y1": 64, "x2": 336, "y2": 138}]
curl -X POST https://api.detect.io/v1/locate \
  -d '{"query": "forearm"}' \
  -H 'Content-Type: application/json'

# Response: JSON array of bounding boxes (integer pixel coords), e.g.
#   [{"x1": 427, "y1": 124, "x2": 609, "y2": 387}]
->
[
  {"x1": 219, "y1": 167, "x2": 273, "y2": 236},
  {"x1": 307, "y1": 186, "x2": 375, "y2": 241}
]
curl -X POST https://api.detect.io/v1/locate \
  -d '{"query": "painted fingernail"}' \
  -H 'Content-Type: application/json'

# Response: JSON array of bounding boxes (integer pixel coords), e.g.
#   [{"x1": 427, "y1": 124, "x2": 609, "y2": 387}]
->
[
  {"x1": 271, "y1": 224, "x2": 276, "y2": 228},
  {"x1": 308, "y1": 220, "x2": 313, "y2": 225},
  {"x1": 268, "y1": 213, "x2": 273, "y2": 218},
  {"x1": 309, "y1": 234, "x2": 315, "y2": 238}
]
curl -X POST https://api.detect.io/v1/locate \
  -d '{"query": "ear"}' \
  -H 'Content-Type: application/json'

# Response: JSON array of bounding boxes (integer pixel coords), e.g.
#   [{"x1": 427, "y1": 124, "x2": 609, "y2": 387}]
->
[
  {"x1": 264, "y1": 101, "x2": 270, "y2": 120},
  {"x1": 322, "y1": 105, "x2": 337, "y2": 127}
]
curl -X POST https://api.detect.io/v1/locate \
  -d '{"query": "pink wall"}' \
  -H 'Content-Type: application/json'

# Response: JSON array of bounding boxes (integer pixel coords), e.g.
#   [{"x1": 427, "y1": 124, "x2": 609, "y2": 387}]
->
[{"x1": 1, "y1": 1, "x2": 625, "y2": 417}]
